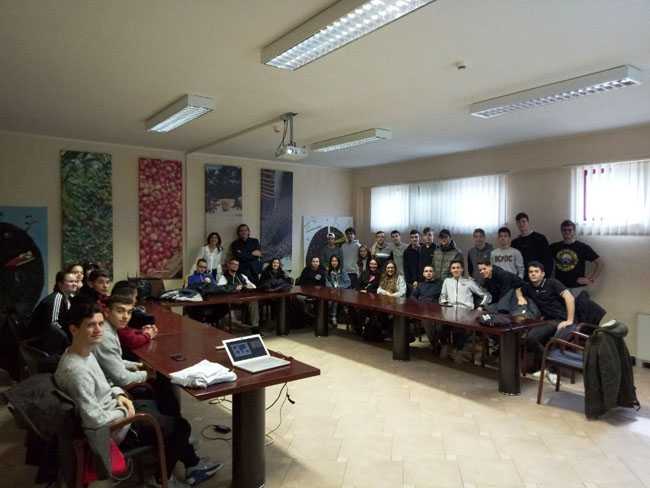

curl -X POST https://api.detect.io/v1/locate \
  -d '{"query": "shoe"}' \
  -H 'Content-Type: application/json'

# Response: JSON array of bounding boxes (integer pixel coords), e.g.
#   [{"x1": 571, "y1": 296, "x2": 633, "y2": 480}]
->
[
  {"x1": 186, "y1": 458, "x2": 223, "y2": 486},
  {"x1": 545, "y1": 371, "x2": 558, "y2": 386},
  {"x1": 147, "y1": 474, "x2": 190, "y2": 487}
]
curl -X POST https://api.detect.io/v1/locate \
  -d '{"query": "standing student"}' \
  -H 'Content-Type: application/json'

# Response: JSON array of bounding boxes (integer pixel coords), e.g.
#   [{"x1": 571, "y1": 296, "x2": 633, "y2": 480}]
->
[
  {"x1": 403, "y1": 229, "x2": 421, "y2": 294},
  {"x1": 377, "y1": 261, "x2": 406, "y2": 297},
  {"x1": 491, "y1": 227, "x2": 525, "y2": 278},
  {"x1": 217, "y1": 258, "x2": 259, "y2": 330},
  {"x1": 549, "y1": 219, "x2": 603, "y2": 292},
  {"x1": 357, "y1": 245, "x2": 371, "y2": 275},
  {"x1": 55, "y1": 300, "x2": 222, "y2": 487},
  {"x1": 325, "y1": 255, "x2": 351, "y2": 326},
  {"x1": 371, "y1": 230, "x2": 393, "y2": 269},
  {"x1": 390, "y1": 230, "x2": 407, "y2": 277},
  {"x1": 229, "y1": 224, "x2": 262, "y2": 284},
  {"x1": 419, "y1": 227, "x2": 436, "y2": 274},
  {"x1": 467, "y1": 228, "x2": 493, "y2": 283},
  {"x1": 340, "y1": 227, "x2": 361, "y2": 289},
  {"x1": 432, "y1": 229, "x2": 462, "y2": 281},
  {"x1": 321, "y1": 232, "x2": 343, "y2": 271},
  {"x1": 193, "y1": 232, "x2": 224, "y2": 280},
  {"x1": 512, "y1": 212, "x2": 553, "y2": 277}
]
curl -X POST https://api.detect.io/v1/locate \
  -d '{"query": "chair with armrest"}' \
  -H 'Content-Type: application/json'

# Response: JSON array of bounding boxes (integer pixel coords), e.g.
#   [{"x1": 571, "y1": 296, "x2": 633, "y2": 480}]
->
[
  {"x1": 19, "y1": 339, "x2": 56, "y2": 376},
  {"x1": 536, "y1": 330, "x2": 589, "y2": 404}
]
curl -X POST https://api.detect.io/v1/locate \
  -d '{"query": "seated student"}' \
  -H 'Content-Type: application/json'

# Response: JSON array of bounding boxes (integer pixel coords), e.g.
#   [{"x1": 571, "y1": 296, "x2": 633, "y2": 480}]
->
[
  {"x1": 516, "y1": 261, "x2": 576, "y2": 375},
  {"x1": 112, "y1": 280, "x2": 156, "y2": 329},
  {"x1": 188, "y1": 258, "x2": 214, "y2": 287},
  {"x1": 93, "y1": 294, "x2": 148, "y2": 388},
  {"x1": 65, "y1": 262, "x2": 85, "y2": 294},
  {"x1": 377, "y1": 261, "x2": 406, "y2": 297},
  {"x1": 412, "y1": 265, "x2": 443, "y2": 353},
  {"x1": 550, "y1": 219, "x2": 603, "y2": 293},
  {"x1": 491, "y1": 227, "x2": 525, "y2": 278},
  {"x1": 78, "y1": 269, "x2": 111, "y2": 305},
  {"x1": 296, "y1": 256, "x2": 327, "y2": 286},
  {"x1": 109, "y1": 285, "x2": 158, "y2": 353},
  {"x1": 432, "y1": 229, "x2": 463, "y2": 281},
  {"x1": 193, "y1": 232, "x2": 224, "y2": 281},
  {"x1": 440, "y1": 260, "x2": 491, "y2": 309},
  {"x1": 467, "y1": 228, "x2": 493, "y2": 283},
  {"x1": 325, "y1": 255, "x2": 351, "y2": 326},
  {"x1": 358, "y1": 258, "x2": 381, "y2": 293},
  {"x1": 55, "y1": 300, "x2": 221, "y2": 487},
  {"x1": 28, "y1": 270, "x2": 79, "y2": 370},
  {"x1": 259, "y1": 258, "x2": 292, "y2": 291},
  {"x1": 217, "y1": 258, "x2": 259, "y2": 330},
  {"x1": 476, "y1": 259, "x2": 527, "y2": 313},
  {"x1": 371, "y1": 230, "x2": 393, "y2": 270}
]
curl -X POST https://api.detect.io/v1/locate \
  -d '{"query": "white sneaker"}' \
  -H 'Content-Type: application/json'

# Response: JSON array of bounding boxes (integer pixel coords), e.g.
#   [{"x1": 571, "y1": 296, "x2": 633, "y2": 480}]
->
[
  {"x1": 147, "y1": 475, "x2": 190, "y2": 488},
  {"x1": 545, "y1": 371, "x2": 558, "y2": 386}
]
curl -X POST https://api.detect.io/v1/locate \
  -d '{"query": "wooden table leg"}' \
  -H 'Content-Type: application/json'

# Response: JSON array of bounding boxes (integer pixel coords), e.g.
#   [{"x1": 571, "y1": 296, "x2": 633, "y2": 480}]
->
[
  {"x1": 315, "y1": 299, "x2": 328, "y2": 337},
  {"x1": 232, "y1": 389, "x2": 265, "y2": 488},
  {"x1": 393, "y1": 315, "x2": 409, "y2": 360},
  {"x1": 276, "y1": 297, "x2": 288, "y2": 336},
  {"x1": 499, "y1": 331, "x2": 521, "y2": 395}
]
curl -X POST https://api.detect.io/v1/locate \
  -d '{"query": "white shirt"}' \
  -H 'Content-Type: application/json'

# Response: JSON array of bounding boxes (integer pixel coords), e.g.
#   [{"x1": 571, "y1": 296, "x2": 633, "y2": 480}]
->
[{"x1": 194, "y1": 245, "x2": 224, "y2": 277}]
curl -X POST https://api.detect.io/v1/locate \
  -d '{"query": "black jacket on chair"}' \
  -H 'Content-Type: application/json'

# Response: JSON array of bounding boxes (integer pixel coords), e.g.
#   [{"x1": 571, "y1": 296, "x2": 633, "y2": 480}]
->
[{"x1": 583, "y1": 322, "x2": 639, "y2": 418}]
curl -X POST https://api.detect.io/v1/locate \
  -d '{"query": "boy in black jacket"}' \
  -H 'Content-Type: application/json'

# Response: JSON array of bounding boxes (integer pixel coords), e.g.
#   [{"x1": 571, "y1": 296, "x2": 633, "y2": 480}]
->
[
  {"x1": 296, "y1": 257, "x2": 327, "y2": 286},
  {"x1": 403, "y1": 229, "x2": 421, "y2": 295}
]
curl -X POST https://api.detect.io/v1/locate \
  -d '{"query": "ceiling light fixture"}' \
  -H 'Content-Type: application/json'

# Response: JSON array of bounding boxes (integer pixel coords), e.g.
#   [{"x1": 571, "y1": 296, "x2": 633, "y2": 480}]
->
[
  {"x1": 311, "y1": 128, "x2": 392, "y2": 152},
  {"x1": 275, "y1": 113, "x2": 309, "y2": 161},
  {"x1": 262, "y1": 0, "x2": 436, "y2": 71},
  {"x1": 146, "y1": 94, "x2": 215, "y2": 132},
  {"x1": 470, "y1": 65, "x2": 643, "y2": 119}
]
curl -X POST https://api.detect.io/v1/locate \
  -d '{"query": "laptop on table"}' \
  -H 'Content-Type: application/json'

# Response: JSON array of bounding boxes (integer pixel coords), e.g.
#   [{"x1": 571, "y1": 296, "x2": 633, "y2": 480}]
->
[{"x1": 222, "y1": 334, "x2": 290, "y2": 373}]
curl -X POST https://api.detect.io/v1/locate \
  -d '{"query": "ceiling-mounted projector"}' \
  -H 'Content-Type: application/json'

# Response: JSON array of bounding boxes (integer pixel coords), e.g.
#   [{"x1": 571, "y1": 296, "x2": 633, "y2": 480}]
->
[
  {"x1": 275, "y1": 112, "x2": 309, "y2": 161},
  {"x1": 275, "y1": 142, "x2": 309, "y2": 161}
]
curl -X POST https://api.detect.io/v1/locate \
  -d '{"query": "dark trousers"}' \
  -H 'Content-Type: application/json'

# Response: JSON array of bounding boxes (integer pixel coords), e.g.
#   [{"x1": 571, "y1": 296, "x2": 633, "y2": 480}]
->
[
  {"x1": 126, "y1": 400, "x2": 199, "y2": 478},
  {"x1": 347, "y1": 273, "x2": 359, "y2": 290},
  {"x1": 525, "y1": 321, "x2": 577, "y2": 370}
]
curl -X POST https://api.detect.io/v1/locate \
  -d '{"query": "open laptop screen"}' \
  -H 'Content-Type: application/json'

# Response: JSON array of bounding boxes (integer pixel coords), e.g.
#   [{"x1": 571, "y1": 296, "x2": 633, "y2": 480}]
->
[{"x1": 225, "y1": 336, "x2": 267, "y2": 362}]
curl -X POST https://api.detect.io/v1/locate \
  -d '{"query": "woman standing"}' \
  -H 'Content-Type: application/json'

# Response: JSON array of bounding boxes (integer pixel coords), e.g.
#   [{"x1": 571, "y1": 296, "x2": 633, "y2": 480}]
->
[
  {"x1": 194, "y1": 232, "x2": 225, "y2": 280},
  {"x1": 326, "y1": 255, "x2": 351, "y2": 326},
  {"x1": 357, "y1": 245, "x2": 371, "y2": 275}
]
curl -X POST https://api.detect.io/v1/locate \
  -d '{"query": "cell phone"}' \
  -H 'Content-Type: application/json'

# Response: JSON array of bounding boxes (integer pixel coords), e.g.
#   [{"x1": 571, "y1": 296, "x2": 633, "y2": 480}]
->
[{"x1": 170, "y1": 353, "x2": 185, "y2": 361}]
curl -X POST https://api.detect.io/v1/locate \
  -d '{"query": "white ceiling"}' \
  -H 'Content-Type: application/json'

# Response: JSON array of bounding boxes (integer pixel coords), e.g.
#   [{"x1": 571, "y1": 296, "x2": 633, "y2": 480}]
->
[{"x1": 1, "y1": 0, "x2": 649, "y2": 168}]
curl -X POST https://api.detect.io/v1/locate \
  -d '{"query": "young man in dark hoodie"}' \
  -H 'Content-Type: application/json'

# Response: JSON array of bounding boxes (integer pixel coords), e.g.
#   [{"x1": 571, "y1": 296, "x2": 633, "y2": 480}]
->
[
  {"x1": 511, "y1": 212, "x2": 553, "y2": 279},
  {"x1": 217, "y1": 258, "x2": 259, "y2": 330},
  {"x1": 476, "y1": 259, "x2": 526, "y2": 313},
  {"x1": 78, "y1": 269, "x2": 111, "y2": 306},
  {"x1": 403, "y1": 229, "x2": 421, "y2": 295},
  {"x1": 296, "y1": 256, "x2": 327, "y2": 286},
  {"x1": 411, "y1": 265, "x2": 444, "y2": 354}
]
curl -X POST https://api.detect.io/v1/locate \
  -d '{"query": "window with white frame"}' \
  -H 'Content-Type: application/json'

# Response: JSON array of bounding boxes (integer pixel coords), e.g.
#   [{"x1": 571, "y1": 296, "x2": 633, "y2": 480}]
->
[
  {"x1": 571, "y1": 159, "x2": 650, "y2": 235},
  {"x1": 370, "y1": 174, "x2": 507, "y2": 234}
]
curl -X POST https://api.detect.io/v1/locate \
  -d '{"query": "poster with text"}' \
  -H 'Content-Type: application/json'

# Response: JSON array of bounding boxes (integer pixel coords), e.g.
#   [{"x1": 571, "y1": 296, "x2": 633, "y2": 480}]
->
[
  {"x1": 303, "y1": 216, "x2": 353, "y2": 266},
  {"x1": 205, "y1": 164, "x2": 242, "y2": 248},
  {"x1": 260, "y1": 169, "x2": 293, "y2": 272},
  {"x1": 61, "y1": 150, "x2": 113, "y2": 274},
  {"x1": 0, "y1": 206, "x2": 48, "y2": 319},
  {"x1": 138, "y1": 158, "x2": 183, "y2": 278}
]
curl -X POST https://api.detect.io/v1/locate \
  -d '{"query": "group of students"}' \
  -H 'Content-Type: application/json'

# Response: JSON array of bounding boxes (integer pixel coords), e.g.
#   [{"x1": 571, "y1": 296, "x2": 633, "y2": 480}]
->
[{"x1": 27, "y1": 264, "x2": 223, "y2": 487}]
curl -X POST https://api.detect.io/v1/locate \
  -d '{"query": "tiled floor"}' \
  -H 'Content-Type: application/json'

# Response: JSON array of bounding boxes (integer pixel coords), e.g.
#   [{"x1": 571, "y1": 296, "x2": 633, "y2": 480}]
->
[{"x1": 3, "y1": 328, "x2": 650, "y2": 487}]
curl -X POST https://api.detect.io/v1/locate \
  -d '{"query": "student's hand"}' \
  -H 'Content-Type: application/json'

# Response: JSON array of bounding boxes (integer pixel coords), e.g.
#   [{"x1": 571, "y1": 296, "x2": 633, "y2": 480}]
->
[
  {"x1": 252, "y1": 250, "x2": 262, "y2": 257},
  {"x1": 577, "y1": 276, "x2": 591, "y2": 285},
  {"x1": 236, "y1": 284, "x2": 243, "y2": 291},
  {"x1": 360, "y1": 290, "x2": 367, "y2": 293},
  {"x1": 517, "y1": 297, "x2": 527, "y2": 306},
  {"x1": 557, "y1": 320, "x2": 572, "y2": 330},
  {"x1": 412, "y1": 282, "x2": 418, "y2": 288},
  {"x1": 204, "y1": 277, "x2": 212, "y2": 283},
  {"x1": 117, "y1": 395, "x2": 135, "y2": 417}
]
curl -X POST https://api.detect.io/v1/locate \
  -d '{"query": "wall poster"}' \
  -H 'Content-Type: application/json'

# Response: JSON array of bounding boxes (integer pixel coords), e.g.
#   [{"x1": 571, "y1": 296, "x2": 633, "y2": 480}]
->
[
  {"x1": 205, "y1": 164, "x2": 243, "y2": 248},
  {"x1": 302, "y1": 216, "x2": 353, "y2": 266},
  {"x1": 260, "y1": 169, "x2": 293, "y2": 271}
]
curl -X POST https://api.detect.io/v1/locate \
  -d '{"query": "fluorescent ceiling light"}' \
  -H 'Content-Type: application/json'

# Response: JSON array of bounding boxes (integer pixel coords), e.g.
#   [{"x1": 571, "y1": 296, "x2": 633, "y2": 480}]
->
[
  {"x1": 146, "y1": 94, "x2": 215, "y2": 132},
  {"x1": 470, "y1": 65, "x2": 643, "y2": 119},
  {"x1": 262, "y1": 0, "x2": 436, "y2": 71},
  {"x1": 312, "y1": 128, "x2": 392, "y2": 152}
]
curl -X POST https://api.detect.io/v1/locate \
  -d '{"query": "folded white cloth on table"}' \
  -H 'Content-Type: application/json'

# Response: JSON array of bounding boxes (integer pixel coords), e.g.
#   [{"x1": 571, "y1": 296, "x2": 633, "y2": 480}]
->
[{"x1": 169, "y1": 359, "x2": 237, "y2": 388}]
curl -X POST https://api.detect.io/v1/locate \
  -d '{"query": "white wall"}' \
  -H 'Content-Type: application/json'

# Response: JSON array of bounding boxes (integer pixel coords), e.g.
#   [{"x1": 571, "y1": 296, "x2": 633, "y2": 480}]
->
[
  {"x1": 352, "y1": 123, "x2": 650, "y2": 353},
  {"x1": 0, "y1": 130, "x2": 353, "y2": 290}
]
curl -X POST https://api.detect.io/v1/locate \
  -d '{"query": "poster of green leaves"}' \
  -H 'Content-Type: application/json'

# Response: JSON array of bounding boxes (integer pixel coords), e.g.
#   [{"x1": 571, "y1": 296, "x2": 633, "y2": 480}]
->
[{"x1": 61, "y1": 150, "x2": 113, "y2": 274}]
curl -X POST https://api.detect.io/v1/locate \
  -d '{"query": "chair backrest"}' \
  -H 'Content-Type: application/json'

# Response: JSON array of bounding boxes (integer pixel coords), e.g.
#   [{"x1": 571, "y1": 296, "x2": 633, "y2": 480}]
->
[
  {"x1": 19, "y1": 341, "x2": 51, "y2": 377},
  {"x1": 128, "y1": 277, "x2": 165, "y2": 301}
]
